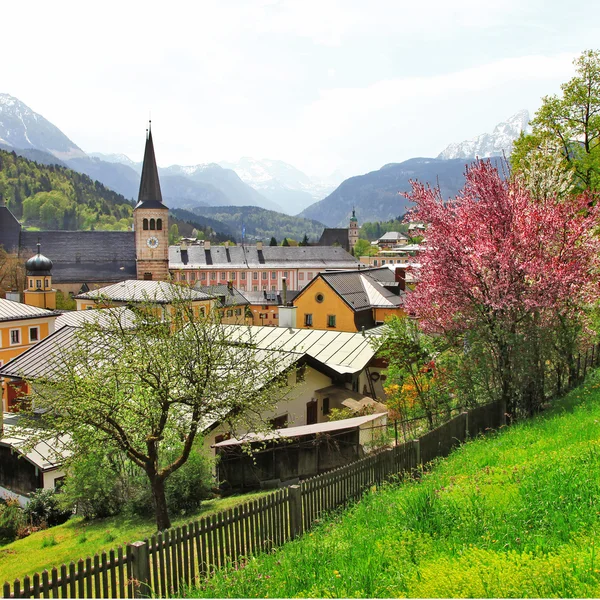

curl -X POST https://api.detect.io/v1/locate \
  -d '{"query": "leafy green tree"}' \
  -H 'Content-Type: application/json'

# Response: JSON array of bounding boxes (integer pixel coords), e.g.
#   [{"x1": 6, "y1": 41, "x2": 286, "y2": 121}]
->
[
  {"x1": 353, "y1": 238, "x2": 378, "y2": 257},
  {"x1": 269, "y1": 236, "x2": 277, "y2": 246},
  {"x1": 512, "y1": 49, "x2": 600, "y2": 192},
  {"x1": 20, "y1": 296, "x2": 294, "y2": 531}
]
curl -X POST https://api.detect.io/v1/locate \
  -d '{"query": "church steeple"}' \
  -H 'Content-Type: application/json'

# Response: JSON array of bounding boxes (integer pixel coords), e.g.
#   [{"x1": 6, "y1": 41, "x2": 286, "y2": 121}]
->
[
  {"x1": 134, "y1": 124, "x2": 170, "y2": 281},
  {"x1": 135, "y1": 123, "x2": 164, "y2": 209}
]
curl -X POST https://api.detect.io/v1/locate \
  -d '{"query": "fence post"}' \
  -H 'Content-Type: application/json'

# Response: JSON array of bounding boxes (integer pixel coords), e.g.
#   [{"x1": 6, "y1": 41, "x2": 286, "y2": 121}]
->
[
  {"x1": 413, "y1": 439, "x2": 421, "y2": 469},
  {"x1": 463, "y1": 411, "x2": 469, "y2": 441},
  {"x1": 130, "y1": 541, "x2": 151, "y2": 598},
  {"x1": 288, "y1": 485, "x2": 303, "y2": 540}
]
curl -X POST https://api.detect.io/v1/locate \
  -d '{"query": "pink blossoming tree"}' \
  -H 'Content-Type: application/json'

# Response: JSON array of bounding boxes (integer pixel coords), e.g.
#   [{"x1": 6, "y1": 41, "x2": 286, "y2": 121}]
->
[{"x1": 405, "y1": 160, "x2": 600, "y2": 416}]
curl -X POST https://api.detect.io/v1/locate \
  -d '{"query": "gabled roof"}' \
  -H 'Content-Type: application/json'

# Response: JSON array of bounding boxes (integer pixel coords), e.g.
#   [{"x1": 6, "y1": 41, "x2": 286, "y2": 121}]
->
[
  {"x1": 75, "y1": 280, "x2": 215, "y2": 304},
  {"x1": 0, "y1": 298, "x2": 59, "y2": 322},
  {"x1": 194, "y1": 284, "x2": 249, "y2": 307},
  {"x1": 297, "y1": 268, "x2": 404, "y2": 311},
  {"x1": 220, "y1": 324, "x2": 384, "y2": 375},
  {"x1": 135, "y1": 128, "x2": 165, "y2": 210},
  {"x1": 241, "y1": 289, "x2": 301, "y2": 306},
  {"x1": 378, "y1": 231, "x2": 408, "y2": 242},
  {"x1": 169, "y1": 245, "x2": 360, "y2": 269}
]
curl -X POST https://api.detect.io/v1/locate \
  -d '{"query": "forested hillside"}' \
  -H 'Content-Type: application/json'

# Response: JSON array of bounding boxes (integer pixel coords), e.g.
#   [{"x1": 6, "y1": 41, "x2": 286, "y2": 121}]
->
[
  {"x1": 191, "y1": 205, "x2": 325, "y2": 243},
  {"x1": 0, "y1": 149, "x2": 134, "y2": 231}
]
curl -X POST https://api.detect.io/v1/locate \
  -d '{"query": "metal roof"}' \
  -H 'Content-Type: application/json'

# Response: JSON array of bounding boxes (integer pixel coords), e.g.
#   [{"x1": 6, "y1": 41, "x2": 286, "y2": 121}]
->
[
  {"x1": 0, "y1": 298, "x2": 60, "y2": 323},
  {"x1": 213, "y1": 412, "x2": 387, "y2": 447},
  {"x1": 75, "y1": 280, "x2": 215, "y2": 303},
  {"x1": 169, "y1": 245, "x2": 360, "y2": 270},
  {"x1": 1, "y1": 414, "x2": 70, "y2": 471},
  {"x1": 55, "y1": 306, "x2": 138, "y2": 330},
  {"x1": 0, "y1": 326, "x2": 81, "y2": 379},
  {"x1": 220, "y1": 324, "x2": 383, "y2": 374},
  {"x1": 378, "y1": 231, "x2": 408, "y2": 242}
]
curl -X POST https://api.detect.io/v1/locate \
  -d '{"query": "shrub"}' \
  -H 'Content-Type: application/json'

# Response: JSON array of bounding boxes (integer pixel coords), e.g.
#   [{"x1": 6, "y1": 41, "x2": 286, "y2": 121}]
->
[
  {"x1": 0, "y1": 497, "x2": 25, "y2": 542},
  {"x1": 24, "y1": 489, "x2": 72, "y2": 527}
]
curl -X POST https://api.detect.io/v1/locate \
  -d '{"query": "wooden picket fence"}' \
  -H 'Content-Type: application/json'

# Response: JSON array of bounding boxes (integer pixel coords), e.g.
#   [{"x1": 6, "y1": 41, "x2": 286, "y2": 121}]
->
[{"x1": 3, "y1": 400, "x2": 504, "y2": 599}]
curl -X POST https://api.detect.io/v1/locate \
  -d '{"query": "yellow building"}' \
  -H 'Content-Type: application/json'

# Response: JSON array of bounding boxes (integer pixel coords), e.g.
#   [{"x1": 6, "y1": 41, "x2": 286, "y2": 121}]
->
[
  {"x1": 0, "y1": 298, "x2": 59, "y2": 411},
  {"x1": 23, "y1": 244, "x2": 57, "y2": 310},
  {"x1": 293, "y1": 267, "x2": 405, "y2": 332}
]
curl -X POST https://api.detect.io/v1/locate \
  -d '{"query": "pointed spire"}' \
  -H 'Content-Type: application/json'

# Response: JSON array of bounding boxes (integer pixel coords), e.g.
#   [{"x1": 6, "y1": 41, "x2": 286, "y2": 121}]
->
[{"x1": 136, "y1": 123, "x2": 164, "y2": 209}]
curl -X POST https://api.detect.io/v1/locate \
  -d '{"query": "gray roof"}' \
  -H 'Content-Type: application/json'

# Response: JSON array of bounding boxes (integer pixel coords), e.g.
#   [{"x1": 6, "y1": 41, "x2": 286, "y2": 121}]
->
[
  {"x1": 213, "y1": 412, "x2": 387, "y2": 447},
  {"x1": 314, "y1": 268, "x2": 404, "y2": 311},
  {"x1": 241, "y1": 289, "x2": 301, "y2": 306},
  {"x1": 220, "y1": 324, "x2": 384, "y2": 375},
  {"x1": 170, "y1": 245, "x2": 359, "y2": 270},
  {"x1": 194, "y1": 284, "x2": 249, "y2": 307},
  {"x1": 55, "y1": 306, "x2": 138, "y2": 330},
  {"x1": 75, "y1": 280, "x2": 215, "y2": 304},
  {"x1": 20, "y1": 231, "x2": 137, "y2": 283},
  {"x1": 0, "y1": 325, "x2": 80, "y2": 380},
  {"x1": 0, "y1": 298, "x2": 60, "y2": 322},
  {"x1": 0, "y1": 206, "x2": 22, "y2": 253},
  {"x1": 317, "y1": 228, "x2": 350, "y2": 251},
  {"x1": 378, "y1": 231, "x2": 408, "y2": 242}
]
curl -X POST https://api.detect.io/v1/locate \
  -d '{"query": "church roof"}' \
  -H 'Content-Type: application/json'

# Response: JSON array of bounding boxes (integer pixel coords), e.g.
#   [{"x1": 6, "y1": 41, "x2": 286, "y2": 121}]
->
[
  {"x1": 0, "y1": 206, "x2": 22, "y2": 253},
  {"x1": 317, "y1": 228, "x2": 350, "y2": 251},
  {"x1": 20, "y1": 231, "x2": 137, "y2": 284},
  {"x1": 135, "y1": 128, "x2": 165, "y2": 210}
]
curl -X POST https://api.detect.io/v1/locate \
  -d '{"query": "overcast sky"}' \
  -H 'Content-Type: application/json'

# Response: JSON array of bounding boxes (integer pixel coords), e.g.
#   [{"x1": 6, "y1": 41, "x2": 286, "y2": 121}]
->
[{"x1": 3, "y1": 0, "x2": 599, "y2": 178}]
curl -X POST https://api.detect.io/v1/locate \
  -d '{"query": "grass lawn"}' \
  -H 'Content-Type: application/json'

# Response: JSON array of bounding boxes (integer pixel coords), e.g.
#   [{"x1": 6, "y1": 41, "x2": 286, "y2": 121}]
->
[
  {"x1": 189, "y1": 373, "x2": 600, "y2": 598},
  {"x1": 0, "y1": 491, "x2": 269, "y2": 584}
]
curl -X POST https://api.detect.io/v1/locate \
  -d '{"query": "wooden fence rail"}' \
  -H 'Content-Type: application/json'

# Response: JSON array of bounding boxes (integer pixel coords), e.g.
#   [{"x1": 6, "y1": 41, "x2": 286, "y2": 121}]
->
[{"x1": 0, "y1": 397, "x2": 520, "y2": 598}]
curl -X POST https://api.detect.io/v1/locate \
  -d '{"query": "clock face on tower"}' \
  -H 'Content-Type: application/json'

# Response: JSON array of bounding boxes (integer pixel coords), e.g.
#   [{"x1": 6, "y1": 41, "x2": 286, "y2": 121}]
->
[{"x1": 147, "y1": 236, "x2": 159, "y2": 249}]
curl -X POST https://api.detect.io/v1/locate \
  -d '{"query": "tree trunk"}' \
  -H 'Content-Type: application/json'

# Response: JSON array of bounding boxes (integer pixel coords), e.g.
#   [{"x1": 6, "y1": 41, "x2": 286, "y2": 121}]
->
[{"x1": 150, "y1": 476, "x2": 171, "y2": 531}]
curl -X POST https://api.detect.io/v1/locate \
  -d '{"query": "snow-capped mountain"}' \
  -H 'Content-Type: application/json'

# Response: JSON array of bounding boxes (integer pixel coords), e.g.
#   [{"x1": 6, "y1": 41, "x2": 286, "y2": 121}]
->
[
  {"x1": 88, "y1": 152, "x2": 141, "y2": 170},
  {"x1": 0, "y1": 93, "x2": 86, "y2": 160},
  {"x1": 438, "y1": 110, "x2": 532, "y2": 160},
  {"x1": 219, "y1": 157, "x2": 341, "y2": 215}
]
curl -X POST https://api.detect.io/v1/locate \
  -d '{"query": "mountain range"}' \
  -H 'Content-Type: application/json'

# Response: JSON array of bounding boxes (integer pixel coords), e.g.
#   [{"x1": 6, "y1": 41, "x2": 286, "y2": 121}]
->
[{"x1": 0, "y1": 93, "x2": 530, "y2": 230}]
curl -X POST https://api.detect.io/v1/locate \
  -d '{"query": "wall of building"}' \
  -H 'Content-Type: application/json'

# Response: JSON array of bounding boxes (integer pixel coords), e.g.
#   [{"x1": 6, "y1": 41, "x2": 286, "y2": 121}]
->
[
  {"x1": 0, "y1": 317, "x2": 56, "y2": 368},
  {"x1": 203, "y1": 365, "x2": 335, "y2": 455},
  {"x1": 293, "y1": 278, "x2": 357, "y2": 331},
  {"x1": 374, "y1": 307, "x2": 405, "y2": 324}
]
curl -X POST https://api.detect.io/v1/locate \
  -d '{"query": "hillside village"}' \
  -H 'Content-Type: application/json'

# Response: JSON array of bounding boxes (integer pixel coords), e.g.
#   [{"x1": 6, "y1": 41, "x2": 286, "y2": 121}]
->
[{"x1": 0, "y1": 22, "x2": 600, "y2": 598}]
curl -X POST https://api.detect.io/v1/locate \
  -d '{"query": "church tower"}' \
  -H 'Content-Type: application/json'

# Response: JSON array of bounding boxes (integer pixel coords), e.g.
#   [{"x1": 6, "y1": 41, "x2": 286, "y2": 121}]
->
[
  {"x1": 24, "y1": 243, "x2": 56, "y2": 309},
  {"x1": 134, "y1": 124, "x2": 169, "y2": 281},
  {"x1": 348, "y1": 207, "x2": 359, "y2": 250}
]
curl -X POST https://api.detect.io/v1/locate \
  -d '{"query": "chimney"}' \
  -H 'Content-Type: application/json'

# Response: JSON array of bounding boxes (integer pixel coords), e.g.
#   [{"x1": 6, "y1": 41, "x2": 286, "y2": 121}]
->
[
  {"x1": 204, "y1": 241, "x2": 211, "y2": 250},
  {"x1": 278, "y1": 306, "x2": 297, "y2": 328},
  {"x1": 282, "y1": 277, "x2": 287, "y2": 305},
  {"x1": 256, "y1": 241, "x2": 263, "y2": 251},
  {"x1": 224, "y1": 241, "x2": 229, "y2": 248},
  {"x1": 395, "y1": 267, "x2": 406, "y2": 291}
]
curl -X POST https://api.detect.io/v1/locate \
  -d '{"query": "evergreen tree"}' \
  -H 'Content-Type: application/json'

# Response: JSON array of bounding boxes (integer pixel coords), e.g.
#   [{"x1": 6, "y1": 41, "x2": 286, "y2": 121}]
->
[
  {"x1": 269, "y1": 236, "x2": 278, "y2": 246},
  {"x1": 281, "y1": 237, "x2": 290, "y2": 246},
  {"x1": 299, "y1": 234, "x2": 309, "y2": 246}
]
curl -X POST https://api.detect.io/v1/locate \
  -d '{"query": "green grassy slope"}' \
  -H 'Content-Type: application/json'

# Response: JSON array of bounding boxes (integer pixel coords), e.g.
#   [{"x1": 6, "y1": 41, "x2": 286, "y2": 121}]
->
[
  {"x1": 0, "y1": 492, "x2": 269, "y2": 584},
  {"x1": 190, "y1": 374, "x2": 600, "y2": 598}
]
